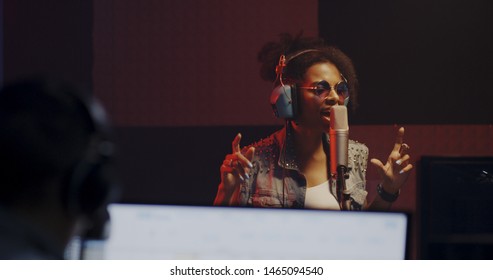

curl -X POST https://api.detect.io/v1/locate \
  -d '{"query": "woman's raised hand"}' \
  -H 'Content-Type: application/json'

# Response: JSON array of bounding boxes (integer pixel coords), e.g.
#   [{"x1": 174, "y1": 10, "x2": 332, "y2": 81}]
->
[
  {"x1": 370, "y1": 127, "x2": 413, "y2": 194},
  {"x1": 214, "y1": 133, "x2": 255, "y2": 205}
]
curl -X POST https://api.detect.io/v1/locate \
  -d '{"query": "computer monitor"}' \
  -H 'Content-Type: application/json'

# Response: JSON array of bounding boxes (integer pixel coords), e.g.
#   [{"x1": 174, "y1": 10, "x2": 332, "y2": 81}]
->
[{"x1": 81, "y1": 203, "x2": 409, "y2": 260}]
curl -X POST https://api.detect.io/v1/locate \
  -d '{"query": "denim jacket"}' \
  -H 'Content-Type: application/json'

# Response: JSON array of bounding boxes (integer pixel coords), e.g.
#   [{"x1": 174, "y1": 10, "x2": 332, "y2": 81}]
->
[{"x1": 238, "y1": 127, "x2": 369, "y2": 210}]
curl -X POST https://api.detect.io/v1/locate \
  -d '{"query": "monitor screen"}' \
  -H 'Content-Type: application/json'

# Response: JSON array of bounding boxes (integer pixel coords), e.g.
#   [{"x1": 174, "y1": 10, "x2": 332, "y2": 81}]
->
[{"x1": 82, "y1": 204, "x2": 409, "y2": 260}]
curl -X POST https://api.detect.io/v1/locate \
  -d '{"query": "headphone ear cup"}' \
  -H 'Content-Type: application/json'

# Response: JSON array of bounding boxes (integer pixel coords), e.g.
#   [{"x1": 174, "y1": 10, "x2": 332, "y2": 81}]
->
[
  {"x1": 64, "y1": 136, "x2": 118, "y2": 218},
  {"x1": 64, "y1": 159, "x2": 111, "y2": 217},
  {"x1": 76, "y1": 162, "x2": 113, "y2": 215},
  {"x1": 270, "y1": 84, "x2": 298, "y2": 119},
  {"x1": 344, "y1": 96, "x2": 349, "y2": 107},
  {"x1": 64, "y1": 157, "x2": 117, "y2": 239}
]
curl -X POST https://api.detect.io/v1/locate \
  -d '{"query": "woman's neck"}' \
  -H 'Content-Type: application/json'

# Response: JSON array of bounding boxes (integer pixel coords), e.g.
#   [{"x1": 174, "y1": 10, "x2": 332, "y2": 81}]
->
[{"x1": 291, "y1": 122, "x2": 326, "y2": 164}]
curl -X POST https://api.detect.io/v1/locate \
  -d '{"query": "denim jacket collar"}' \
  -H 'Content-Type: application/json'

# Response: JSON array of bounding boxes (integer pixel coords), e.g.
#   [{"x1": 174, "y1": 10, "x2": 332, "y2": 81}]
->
[{"x1": 276, "y1": 123, "x2": 330, "y2": 172}]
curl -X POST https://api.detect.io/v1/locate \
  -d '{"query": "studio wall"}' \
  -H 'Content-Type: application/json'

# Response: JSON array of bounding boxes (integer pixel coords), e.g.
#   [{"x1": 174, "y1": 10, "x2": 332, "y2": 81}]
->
[
  {"x1": 319, "y1": 0, "x2": 493, "y2": 124},
  {"x1": 93, "y1": 0, "x2": 319, "y2": 126},
  {"x1": 3, "y1": 0, "x2": 93, "y2": 89}
]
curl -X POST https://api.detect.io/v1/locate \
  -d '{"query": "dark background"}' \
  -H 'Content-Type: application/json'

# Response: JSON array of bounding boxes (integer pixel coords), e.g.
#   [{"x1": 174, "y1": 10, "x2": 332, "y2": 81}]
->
[
  {"x1": 319, "y1": 0, "x2": 493, "y2": 124},
  {"x1": 3, "y1": 1, "x2": 93, "y2": 90}
]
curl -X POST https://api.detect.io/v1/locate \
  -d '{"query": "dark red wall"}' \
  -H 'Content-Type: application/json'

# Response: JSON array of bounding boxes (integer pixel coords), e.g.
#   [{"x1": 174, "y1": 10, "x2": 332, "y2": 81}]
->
[
  {"x1": 93, "y1": 0, "x2": 319, "y2": 126},
  {"x1": 319, "y1": 0, "x2": 493, "y2": 125},
  {"x1": 3, "y1": 0, "x2": 93, "y2": 89}
]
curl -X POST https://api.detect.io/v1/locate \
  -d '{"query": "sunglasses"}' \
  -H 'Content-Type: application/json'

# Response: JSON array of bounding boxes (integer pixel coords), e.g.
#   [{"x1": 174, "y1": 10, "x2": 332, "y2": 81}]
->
[{"x1": 299, "y1": 79, "x2": 349, "y2": 101}]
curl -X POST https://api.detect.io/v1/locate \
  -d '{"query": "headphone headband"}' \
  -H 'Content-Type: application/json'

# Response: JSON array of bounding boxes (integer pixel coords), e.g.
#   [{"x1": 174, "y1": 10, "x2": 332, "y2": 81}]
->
[
  {"x1": 285, "y1": 49, "x2": 321, "y2": 64},
  {"x1": 275, "y1": 49, "x2": 322, "y2": 77}
]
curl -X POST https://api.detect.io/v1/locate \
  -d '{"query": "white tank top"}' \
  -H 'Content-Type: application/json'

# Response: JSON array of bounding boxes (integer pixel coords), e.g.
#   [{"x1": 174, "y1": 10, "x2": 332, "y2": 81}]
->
[{"x1": 304, "y1": 181, "x2": 340, "y2": 210}]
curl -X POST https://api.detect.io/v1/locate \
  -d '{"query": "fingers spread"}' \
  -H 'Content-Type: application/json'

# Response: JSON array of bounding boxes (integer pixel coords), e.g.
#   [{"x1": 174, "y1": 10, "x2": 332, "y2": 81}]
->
[
  {"x1": 222, "y1": 158, "x2": 232, "y2": 166},
  {"x1": 226, "y1": 134, "x2": 255, "y2": 182},
  {"x1": 392, "y1": 127, "x2": 405, "y2": 153},
  {"x1": 245, "y1": 146, "x2": 255, "y2": 162},
  {"x1": 220, "y1": 158, "x2": 233, "y2": 173},
  {"x1": 232, "y1": 133, "x2": 242, "y2": 153},
  {"x1": 399, "y1": 163, "x2": 413, "y2": 174},
  {"x1": 370, "y1": 158, "x2": 384, "y2": 170},
  {"x1": 395, "y1": 154, "x2": 410, "y2": 166},
  {"x1": 399, "y1": 143, "x2": 410, "y2": 155},
  {"x1": 236, "y1": 152, "x2": 253, "y2": 169}
]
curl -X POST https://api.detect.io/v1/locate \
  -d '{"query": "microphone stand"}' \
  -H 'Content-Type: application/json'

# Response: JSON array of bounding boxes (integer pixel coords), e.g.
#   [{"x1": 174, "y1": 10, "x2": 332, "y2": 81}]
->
[
  {"x1": 336, "y1": 166, "x2": 351, "y2": 210},
  {"x1": 328, "y1": 106, "x2": 351, "y2": 210}
]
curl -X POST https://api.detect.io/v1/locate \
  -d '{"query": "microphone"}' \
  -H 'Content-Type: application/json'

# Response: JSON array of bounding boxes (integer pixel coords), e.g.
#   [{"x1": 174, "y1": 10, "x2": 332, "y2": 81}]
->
[{"x1": 329, "y1": 106, "x2": 350, "y2": 210}]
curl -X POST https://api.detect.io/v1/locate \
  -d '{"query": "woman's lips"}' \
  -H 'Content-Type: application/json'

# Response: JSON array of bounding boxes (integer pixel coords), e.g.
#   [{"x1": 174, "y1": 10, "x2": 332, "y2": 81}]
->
[
  {"x1": 321, "y1": 111, "x2": 331, "y2": 122},
  {"x1": 321, "y1": 108, "x2": 332, "y2": 123}
]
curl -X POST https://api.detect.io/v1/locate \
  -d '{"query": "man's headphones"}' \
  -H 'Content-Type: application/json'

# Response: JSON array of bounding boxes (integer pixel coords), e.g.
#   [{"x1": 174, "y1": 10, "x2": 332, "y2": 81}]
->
[
  {"x1": 63, "y1": 92, "x2": 119, "y2": 221},
  {"x1": 270, "y1": 49, "x2": 321, "y2": 120}
]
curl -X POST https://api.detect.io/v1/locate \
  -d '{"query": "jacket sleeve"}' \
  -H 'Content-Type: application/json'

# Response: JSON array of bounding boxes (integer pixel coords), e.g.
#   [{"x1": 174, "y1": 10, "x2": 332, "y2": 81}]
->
[{"x1": 346, "y1": 140, "x2": 369, "y2": 209}]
